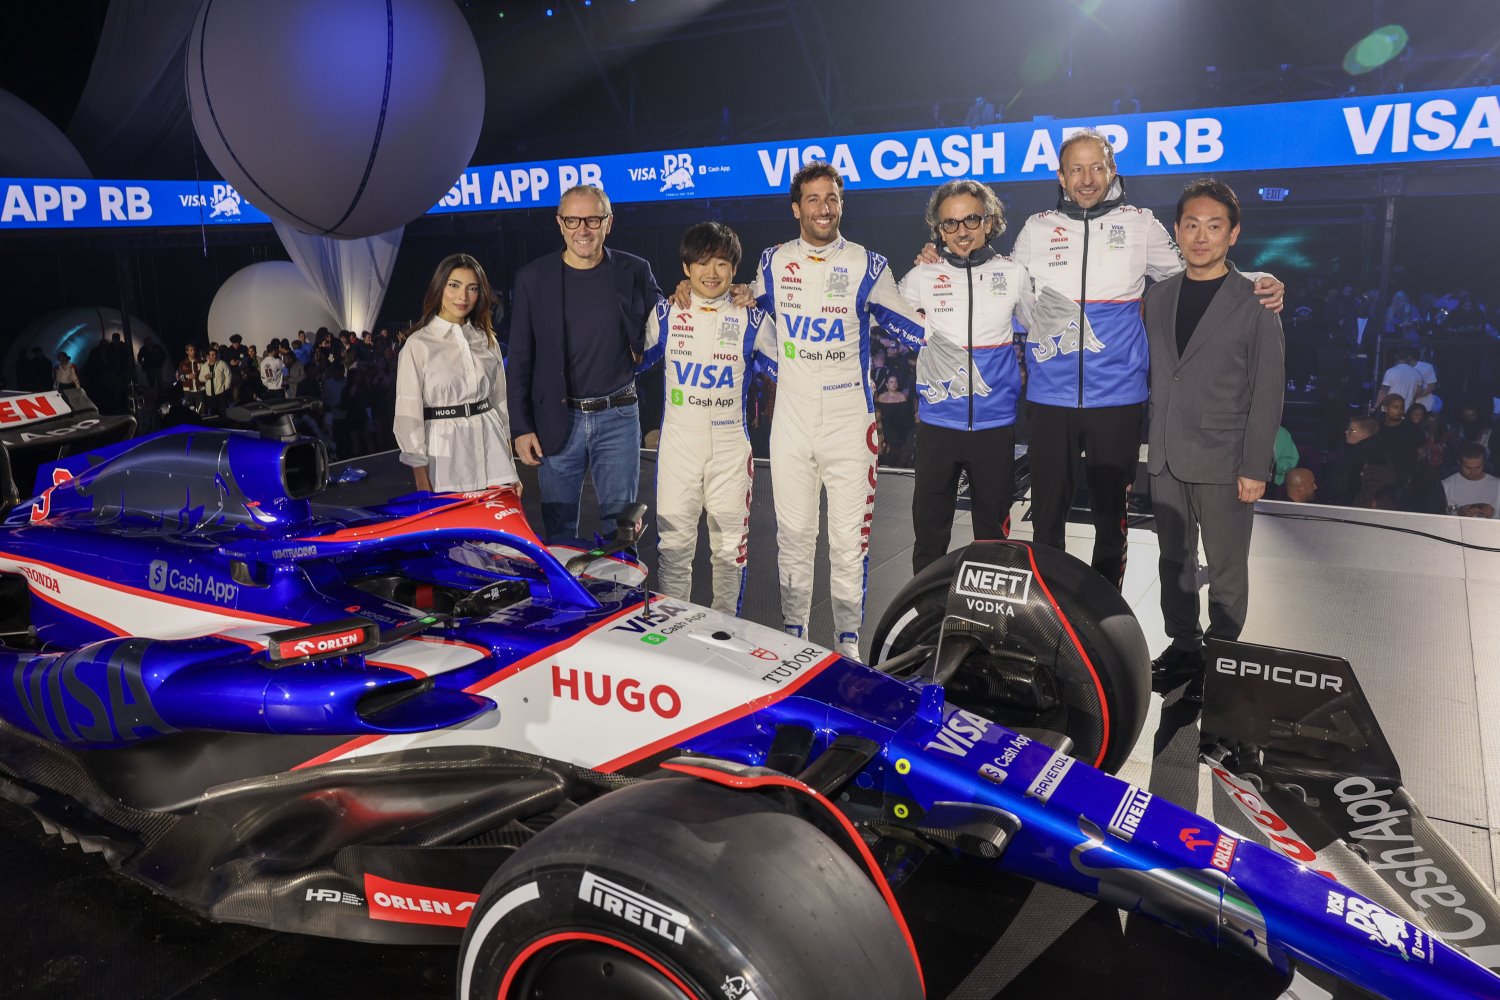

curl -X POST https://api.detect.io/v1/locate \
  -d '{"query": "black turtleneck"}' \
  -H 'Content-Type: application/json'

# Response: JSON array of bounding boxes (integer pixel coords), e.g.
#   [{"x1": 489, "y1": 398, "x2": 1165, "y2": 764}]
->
[{"x1": 1175, "y1": 272, "x2": 1228, "y2": 356}]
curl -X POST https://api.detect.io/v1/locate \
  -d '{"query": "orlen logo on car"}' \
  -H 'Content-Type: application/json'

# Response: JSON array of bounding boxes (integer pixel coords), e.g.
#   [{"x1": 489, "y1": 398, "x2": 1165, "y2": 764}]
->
[
  {"x1": 552, "y1": 665, "x2": 681, "y2": 719},
  {"x1": 272, "y1": 628, "x2": 364, "y2": 661},
  {"x1": 955, "y1": 561, "x2": 1032, "y2": 604},
  {"x1": 364, "y1": 874, "x2": 477, "y2": 928}
]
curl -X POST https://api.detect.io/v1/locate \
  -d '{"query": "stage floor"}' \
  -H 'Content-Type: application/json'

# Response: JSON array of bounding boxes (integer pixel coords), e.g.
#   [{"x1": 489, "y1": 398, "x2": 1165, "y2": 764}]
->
[{"x1": 4, "y1": 448, "x2": 1497, "y2": 999}]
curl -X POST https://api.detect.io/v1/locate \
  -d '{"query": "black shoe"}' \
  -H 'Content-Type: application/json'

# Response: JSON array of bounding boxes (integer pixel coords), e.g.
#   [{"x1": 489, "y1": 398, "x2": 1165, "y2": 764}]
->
[{"x1": 1150, "y1": 645, "x2": 1203, "y2": 693}]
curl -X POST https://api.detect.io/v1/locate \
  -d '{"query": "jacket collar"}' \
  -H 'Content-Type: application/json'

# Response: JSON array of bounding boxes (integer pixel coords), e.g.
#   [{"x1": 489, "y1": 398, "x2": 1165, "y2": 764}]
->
[
  {"x1": 937, "y1": 242, "x2": 998, "y2": 269},
  {"x1": 1056, "y1": 175, "x2": 1126, "y2": 221}
]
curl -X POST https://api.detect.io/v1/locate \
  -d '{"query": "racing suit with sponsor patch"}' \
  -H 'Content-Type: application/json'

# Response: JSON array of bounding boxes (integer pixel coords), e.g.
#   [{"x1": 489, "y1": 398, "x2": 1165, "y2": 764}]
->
[
  {"x1": 639, "y1": 293, "x2": 773, "y2": 613},
  {"x1": 1012, "y1": 178, "x2": 1181, "y2": 588},
  {"x1": 753, "y1": 237, "x2": 925, "y2": 649},
  {"x1": 899, "y1": 244, "x2": 1031, "y2": 572}
]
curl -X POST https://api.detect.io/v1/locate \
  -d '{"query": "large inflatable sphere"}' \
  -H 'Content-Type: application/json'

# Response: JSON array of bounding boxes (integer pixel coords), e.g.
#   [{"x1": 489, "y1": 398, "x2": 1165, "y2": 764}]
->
[
  {"x1": 207, "y1": 261, "x2": 340, "y2": 351},
  {"x1": 185, "y1": 0, "x2": 484, "y2": 238}
]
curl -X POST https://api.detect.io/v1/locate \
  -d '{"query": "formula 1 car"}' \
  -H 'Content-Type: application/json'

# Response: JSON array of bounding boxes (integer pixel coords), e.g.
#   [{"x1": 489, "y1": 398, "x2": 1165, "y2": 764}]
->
[{"x1": 0, "y1": 423, "x2": 1497, "y2": 999}]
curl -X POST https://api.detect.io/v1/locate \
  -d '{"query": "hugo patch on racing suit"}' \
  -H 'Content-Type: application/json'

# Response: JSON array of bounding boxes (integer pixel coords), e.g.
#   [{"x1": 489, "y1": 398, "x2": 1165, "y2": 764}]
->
[
  {"x1": 639, "y1": 293, "x2": 773, "y2": 613},
  {"x1": 1013, "y1": 176, "x2": 1182, "y2": 587},
  {"x1": 753, "y1": 237, "x2": 925, "y2": 649}
]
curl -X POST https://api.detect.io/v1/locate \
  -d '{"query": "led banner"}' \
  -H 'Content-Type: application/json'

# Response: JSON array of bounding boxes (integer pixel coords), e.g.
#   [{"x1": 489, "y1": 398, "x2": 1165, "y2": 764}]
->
[{"x1": 2, "y1": 86, "x2": 1496, "y2": 231}]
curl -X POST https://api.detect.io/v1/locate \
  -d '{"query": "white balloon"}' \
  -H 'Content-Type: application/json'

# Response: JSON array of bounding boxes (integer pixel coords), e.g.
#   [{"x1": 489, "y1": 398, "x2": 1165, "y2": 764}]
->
[
  {"x1": 185, "y1": 0, "x2": 484, "y2": 239},
  {"x1": 207, "y1": 261, "x2": 340, "y2": 353}
]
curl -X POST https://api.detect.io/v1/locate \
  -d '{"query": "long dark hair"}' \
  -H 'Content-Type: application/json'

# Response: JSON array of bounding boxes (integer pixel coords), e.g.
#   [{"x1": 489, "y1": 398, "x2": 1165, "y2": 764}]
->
[{"x1": 420, "y1": 253, "x2": 497, "y2": 344}]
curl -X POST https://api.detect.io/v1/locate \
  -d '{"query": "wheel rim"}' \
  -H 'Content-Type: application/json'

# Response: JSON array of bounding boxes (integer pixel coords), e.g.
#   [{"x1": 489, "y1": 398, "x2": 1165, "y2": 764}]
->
[{"x1": 501, "y1": 933, "x2": 697, "y2": 1000}]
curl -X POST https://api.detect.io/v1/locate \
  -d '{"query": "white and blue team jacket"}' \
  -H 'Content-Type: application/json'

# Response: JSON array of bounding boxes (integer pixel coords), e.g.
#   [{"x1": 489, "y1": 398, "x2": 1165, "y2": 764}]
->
[
  {"x1": 898, "y1": 246, "x2": 1031, "y2": 431},
  {"x1": 1011, "y1": 180, "x2": 1183, "y2": 409}
]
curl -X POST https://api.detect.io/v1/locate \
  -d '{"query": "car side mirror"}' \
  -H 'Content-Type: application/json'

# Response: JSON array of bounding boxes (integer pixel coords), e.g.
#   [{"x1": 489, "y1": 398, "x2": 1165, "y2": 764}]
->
[{"x1": 614, "y1": 503, "x2": 649, "y2": 545}]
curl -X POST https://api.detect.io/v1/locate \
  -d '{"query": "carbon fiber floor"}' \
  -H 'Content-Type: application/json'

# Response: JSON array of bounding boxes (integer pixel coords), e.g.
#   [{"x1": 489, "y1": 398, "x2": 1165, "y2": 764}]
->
[{"x1": 3, "y1": 449, "x2": 1494, "y2": 999}]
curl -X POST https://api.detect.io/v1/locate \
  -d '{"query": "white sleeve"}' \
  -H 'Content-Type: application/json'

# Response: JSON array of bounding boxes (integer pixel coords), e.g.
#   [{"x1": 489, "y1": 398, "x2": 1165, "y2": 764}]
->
[
  {"x1": 1009, "y1": 219, "x2": 1034, "y2": 269},
  {"x1": 393, "y1": 342, "x2": 428, "y2": 468},
  {"x1": 488, "y1": 343, "x2": 513, "y2": 452},
  {"x1": 1145, "y1": 214, "x2": 1185, "y2": 282},
  {"x1": 867, "y1": 261, "x2": 925, "y2": 350}
]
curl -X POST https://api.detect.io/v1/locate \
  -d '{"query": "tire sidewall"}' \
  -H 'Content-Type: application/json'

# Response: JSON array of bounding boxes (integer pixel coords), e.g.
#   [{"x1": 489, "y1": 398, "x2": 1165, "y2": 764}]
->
[
  {"x1": 458, "y1": 778, "x2": 923, "y2": 1000},
  {"x1": 869, "y1": 542, "x2": 1149, "y2": 773}
]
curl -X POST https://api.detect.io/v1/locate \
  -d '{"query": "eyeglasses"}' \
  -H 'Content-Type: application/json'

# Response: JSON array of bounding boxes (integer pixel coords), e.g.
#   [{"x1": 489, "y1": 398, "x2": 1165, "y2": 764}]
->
[
  {"x1": 559, "y1": 215, "x2": 610, "y2": 230},
  {"x1": 936, "y1": 213, "x2": 990, "y2": 234}
]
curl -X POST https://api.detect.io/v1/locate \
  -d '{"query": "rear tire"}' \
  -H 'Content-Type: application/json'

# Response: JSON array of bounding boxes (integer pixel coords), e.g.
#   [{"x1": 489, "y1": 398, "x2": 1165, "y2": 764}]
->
[
  {"x1": 457, "y1": 777, "x2": 923, "y2": 1000},
  {"x1": 869, "y1": 541, "x2": 1149, "y2": 773}
]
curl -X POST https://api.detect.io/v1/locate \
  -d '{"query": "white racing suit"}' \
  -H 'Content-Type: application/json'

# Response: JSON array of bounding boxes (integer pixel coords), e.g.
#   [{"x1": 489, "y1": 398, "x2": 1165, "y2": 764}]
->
[
  {"x1": 640, "y1": 293, "x2": 773, "y2": 612},
  {"x1": 754, "y1": 237, "x2": 925, "y2": 652}
]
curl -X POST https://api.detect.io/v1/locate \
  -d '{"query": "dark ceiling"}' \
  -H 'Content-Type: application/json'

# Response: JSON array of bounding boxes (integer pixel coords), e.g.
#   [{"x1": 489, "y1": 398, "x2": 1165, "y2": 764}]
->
[{"x1": 0, "y1": 0, "x2": 1496, "y2": 178}]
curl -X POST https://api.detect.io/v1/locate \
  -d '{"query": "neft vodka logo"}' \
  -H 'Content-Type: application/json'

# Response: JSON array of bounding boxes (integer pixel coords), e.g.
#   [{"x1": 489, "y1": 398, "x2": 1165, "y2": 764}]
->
[
  {"x1": 579, "y1": 871, "x2": 691, "y2": 945},
  {"x1": 1107, "y1": 786, "x2": 1153, "y2": 842},
  {"x1": 956, "y1": 561, "x2": 1032, "y2": 603}
]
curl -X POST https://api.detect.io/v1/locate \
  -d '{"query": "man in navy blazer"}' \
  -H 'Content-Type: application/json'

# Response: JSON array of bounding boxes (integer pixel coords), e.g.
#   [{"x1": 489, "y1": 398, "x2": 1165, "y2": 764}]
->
[
  {"x1": 1144, "y1": 179, "x2": 1284, "y2": 691},
  {"x1": 507, "y1": 185, "x2": 662, "y2": 541}
]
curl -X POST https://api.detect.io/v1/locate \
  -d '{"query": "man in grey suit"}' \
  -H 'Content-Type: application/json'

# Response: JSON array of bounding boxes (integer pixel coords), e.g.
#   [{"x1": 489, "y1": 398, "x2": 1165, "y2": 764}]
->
[{"x1": 1144, "y1": 179, "x2": 1284, "y2": 689}]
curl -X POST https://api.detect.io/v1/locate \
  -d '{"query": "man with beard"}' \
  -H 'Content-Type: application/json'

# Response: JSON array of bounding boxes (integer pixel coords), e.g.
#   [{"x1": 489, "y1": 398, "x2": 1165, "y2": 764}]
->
[{"x1": 749, "y1": 163, "x2": 925, "y2": 659}]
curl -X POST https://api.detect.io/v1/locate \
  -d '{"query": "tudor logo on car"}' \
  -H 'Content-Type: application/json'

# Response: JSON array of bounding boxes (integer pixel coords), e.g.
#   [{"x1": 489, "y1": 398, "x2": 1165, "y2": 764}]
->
[{"x1": 552, "y1": 665, "x2": 682, "y2": 719}]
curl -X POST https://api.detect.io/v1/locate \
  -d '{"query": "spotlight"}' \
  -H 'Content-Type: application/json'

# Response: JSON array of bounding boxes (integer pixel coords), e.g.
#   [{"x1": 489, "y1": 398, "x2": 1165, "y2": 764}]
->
[{"x1": 545, "y1": 7, "x2": 553, "y2": 14}]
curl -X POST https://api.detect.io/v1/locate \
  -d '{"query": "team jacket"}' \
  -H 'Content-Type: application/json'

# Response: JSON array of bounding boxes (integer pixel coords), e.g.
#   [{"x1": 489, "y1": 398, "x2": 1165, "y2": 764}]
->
[
  {"x1": 898, "y1": 245, "x2": 1030, "y2": 431},
  {"x1": 639, "y1": 293, "x2": 773, "y2": 437},
  {"x1": 752, "y1": 237, "x2": 925, "y2": 408},
  {"x1": 1011, "y1": 178, "x2": 1182, "y2": 409}
]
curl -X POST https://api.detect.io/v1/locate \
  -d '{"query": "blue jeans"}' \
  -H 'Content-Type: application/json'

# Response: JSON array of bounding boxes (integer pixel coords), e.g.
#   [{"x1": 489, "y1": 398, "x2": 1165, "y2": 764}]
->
[{"x1": 538, "y1": 402, "x2": 641, "y2": 542}]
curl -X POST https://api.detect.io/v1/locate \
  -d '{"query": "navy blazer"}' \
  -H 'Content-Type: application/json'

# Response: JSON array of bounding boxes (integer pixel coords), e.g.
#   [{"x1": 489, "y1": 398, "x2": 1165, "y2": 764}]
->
[{"x1": 506, "y1": 248, "x2": 662, "y2": 454}]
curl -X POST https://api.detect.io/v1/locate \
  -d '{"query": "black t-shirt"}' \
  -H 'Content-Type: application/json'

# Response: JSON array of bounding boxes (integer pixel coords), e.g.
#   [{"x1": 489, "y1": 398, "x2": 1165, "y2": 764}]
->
[
  {"x1": 1175, "y1": 272, "x2": 1228, "y2": 357},
  {"x1": 562, "y1": 261, "x2": 633, "y2": 398}
]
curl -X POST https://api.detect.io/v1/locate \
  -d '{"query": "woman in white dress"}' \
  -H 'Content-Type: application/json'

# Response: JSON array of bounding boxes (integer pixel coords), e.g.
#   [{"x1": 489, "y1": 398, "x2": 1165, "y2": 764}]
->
[{"x1": 394, "y1": 254, "x2": 520, "y2": 493}]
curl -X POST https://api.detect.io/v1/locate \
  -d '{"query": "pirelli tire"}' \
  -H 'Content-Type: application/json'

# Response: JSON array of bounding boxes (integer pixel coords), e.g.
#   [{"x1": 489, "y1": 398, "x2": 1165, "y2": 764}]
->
[
  {"x1": 456, "y1": 776, "x2": 923, "y2": 1000},
  {"x1": 869, "y1": 540, "x2": 1150, "y2": 775}
]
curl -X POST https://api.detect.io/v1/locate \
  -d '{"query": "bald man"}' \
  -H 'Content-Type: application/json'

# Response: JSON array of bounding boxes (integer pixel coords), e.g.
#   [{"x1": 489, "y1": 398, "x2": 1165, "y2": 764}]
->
[{"x1": 1285, "y1": 467, "x2": 1317, "y2": 503}]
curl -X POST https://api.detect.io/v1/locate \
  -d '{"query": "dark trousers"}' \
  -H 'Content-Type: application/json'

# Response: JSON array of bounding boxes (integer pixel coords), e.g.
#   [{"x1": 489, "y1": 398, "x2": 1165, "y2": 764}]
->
[
  {"x1": 912, "y1": 422, "x2": 1015, "y2": 574},
  {"x1": 1151, "y1": 468, "x2": 1254, "y2": 648},
  {"x1": 1026, "y1": 401, "x2": 1143, "y2": 590}
]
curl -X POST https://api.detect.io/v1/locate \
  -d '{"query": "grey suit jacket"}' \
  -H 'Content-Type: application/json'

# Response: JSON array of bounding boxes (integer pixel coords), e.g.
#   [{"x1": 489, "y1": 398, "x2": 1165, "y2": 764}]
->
[{"x1": 1144, "y1": 264, "x2": 1285, "y2": 485}]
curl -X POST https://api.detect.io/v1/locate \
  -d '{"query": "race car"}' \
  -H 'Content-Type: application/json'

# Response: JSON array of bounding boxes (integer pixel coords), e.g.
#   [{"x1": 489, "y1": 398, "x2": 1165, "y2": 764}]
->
[{"x1": 0, "y1": 422, "x2": 1497, "y2": 999}]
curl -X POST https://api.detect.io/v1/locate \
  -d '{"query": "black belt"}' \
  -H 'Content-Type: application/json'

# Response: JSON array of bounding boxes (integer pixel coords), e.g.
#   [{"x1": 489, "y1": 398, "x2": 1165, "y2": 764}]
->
[
  {"x1": 423, "y1": 398, "x2": 493, "y2": 420},
  {"x1": 567, "y1": 388, "x2": 637, "y2": 412}
]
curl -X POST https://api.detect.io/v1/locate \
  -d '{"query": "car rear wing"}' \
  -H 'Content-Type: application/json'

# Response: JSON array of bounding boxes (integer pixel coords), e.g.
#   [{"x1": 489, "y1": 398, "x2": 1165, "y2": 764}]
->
[{"x1": 1202, "y1": 638, "x2": 1500, "y2": 974}]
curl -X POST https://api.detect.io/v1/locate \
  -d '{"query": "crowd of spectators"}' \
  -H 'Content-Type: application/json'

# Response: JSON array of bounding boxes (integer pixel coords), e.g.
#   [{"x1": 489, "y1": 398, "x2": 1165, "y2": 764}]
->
[{"x1": 1272, "y1": 280, "x2": 1498, "y2": 517}]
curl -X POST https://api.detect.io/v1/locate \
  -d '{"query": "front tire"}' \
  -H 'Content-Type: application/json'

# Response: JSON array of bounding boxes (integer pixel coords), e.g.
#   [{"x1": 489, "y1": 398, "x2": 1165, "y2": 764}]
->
[
  {"x1": 457, "y1": 777, "x2": 923, "y2": 1000},
  {"x1": 869, "y1": 541, "x2": 1149, "y2": 774}
]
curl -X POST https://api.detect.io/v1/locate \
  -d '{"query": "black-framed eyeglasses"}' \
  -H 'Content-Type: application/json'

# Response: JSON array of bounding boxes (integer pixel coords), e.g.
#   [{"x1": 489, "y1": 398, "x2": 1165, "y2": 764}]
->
[
  {"x1": 559, "y1": 215, "x2": 610, "y2": 230},
  {"x1": 936, "y1": 213, "x2": 990, "y2": 234}
]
